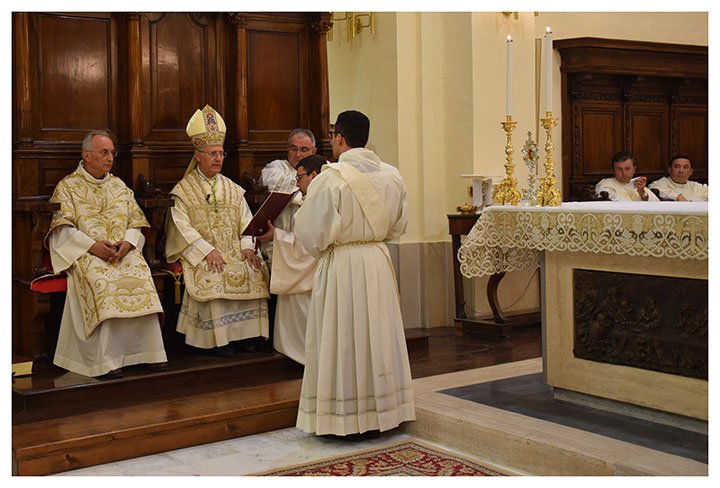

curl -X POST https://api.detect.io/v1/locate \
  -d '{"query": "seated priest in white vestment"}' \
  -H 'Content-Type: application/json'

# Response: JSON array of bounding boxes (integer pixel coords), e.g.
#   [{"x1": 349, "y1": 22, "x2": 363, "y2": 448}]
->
[
  {"x1": 595, "y1": 151, "x2": 659, "y2": 201},
  {"x1": 47, "y1": 131, "x2": 167, "y2": 378},
  {"x1": 649, "y1": 155, "x2": 708, "y2": 201},
  {"x1": 294, "y1": 110, "x2": 415, "y2": 440},
  {"x1": 256, "y1": 155, "x2": 324, "y2": 365},
  {"x1": 257, "y1": 128, "x2": 317, "y2": 263},
  {"x1": 165, "y1": 105, "x2": 270, "y2": 358}
]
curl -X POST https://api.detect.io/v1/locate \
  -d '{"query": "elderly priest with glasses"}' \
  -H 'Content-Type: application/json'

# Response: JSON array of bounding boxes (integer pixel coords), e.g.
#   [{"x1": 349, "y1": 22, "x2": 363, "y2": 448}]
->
[
  {"x1": 165, "y1": 105, "x2": 270, "y2": 358},
  {"x1": 46, "y1": 130, "x2": 167, "y2": 378}
]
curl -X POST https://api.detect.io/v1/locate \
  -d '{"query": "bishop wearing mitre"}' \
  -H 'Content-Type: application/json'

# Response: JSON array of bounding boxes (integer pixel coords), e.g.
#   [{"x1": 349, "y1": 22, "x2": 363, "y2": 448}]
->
[{"x1": 165, "y1": 105, "x2": 270, "y2": 357}]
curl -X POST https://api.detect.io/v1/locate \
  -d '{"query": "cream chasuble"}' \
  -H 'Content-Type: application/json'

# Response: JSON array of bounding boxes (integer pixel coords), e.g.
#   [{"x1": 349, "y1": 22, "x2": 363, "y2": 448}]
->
[
  {"x1": 48, "y1": 162, "x2": 166, "y2": 377},
  {"x1": 648, "y1": 176, "x2": 709, "y2": 201},
  {"x1": 166, "y1": 170, "x2": 270, "y2": 348},
  {"x1": 294, "y1": 147, "x2": 415, "y2": 436},
  {"x1": 47, "y1": 162, "x2": 163, "y2": 338},
  {"x1": 595, "y1": 177, "x2": 660, "y2": 202}
]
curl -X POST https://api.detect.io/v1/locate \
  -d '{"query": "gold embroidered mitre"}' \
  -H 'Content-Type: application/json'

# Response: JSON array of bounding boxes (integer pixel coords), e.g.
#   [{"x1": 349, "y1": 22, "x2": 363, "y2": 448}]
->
[{"x1": 186, "y1": 104, "x2": 226, "y2": 149}]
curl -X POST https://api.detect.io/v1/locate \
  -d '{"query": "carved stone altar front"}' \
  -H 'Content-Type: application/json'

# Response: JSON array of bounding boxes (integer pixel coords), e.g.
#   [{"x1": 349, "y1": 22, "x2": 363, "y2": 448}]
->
[{"x1": 573, "y1": 269, "x2": 707, "y2": 380}]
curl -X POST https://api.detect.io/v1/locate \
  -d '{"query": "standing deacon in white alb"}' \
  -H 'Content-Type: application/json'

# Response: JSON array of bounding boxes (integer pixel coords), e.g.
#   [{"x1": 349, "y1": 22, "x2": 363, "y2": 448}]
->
[
  {"x1": 165, "y1": 105, "x2": 270, "y2": 357},
  {"x1": 294, "y1": 110, "x2": 415, "y2": 440},
  {"x1": 257, "y1": 128, "x2": 317, "y2": 263},
  {"x1": 648, "y1": 155, "x2": 708, "y2": 201},
  {"x1": 256, "y1": 154, "x2": 324, "y2": 365},
  {"x1": 48, "y1": 130, "x2": 167, "y2": 378}
]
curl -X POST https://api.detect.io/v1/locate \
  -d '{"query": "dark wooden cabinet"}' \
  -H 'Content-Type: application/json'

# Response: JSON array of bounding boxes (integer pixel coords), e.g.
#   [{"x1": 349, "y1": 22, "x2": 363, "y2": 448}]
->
[
  {"x1": 556, "y1": 38, "x2": 707, "y2": 201},
  {"x1": 11, "y1": 11, "x2": 331, "y2": 360}
]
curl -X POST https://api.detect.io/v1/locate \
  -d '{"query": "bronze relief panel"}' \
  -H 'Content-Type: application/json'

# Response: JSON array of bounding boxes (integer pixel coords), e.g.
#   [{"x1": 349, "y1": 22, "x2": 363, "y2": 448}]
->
[{"x1": 573, "y1": 269, "x2": 707, "y2": 379}]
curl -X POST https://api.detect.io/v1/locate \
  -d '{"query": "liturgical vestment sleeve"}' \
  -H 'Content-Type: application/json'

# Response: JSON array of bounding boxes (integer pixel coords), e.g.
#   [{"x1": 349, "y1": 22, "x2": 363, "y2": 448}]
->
[{"x1": 49, "y1": 225, "x2": 144, "y2": 274}]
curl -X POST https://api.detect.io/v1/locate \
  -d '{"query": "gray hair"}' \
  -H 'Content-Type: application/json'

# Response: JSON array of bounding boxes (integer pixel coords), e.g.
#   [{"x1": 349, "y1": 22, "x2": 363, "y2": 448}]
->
[
  {"x1": 288, "y1": 128, "x2": 316, "y2": 147},
  {"x1": 81, "y1": 130, "x2": 112, "y2": 153}
]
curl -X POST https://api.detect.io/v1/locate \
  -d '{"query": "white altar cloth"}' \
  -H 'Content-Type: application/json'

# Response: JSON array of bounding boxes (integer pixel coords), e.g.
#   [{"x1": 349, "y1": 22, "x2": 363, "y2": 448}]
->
[{"x1": 458, "y1": 202, "x2": 708, "y2": 278}]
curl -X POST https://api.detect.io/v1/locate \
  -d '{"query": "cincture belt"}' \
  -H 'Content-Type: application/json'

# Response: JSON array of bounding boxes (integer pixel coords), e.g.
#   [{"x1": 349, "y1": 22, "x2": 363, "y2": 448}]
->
[
  {"x1": 327, "y1": 240, "x2": 382, "y2": 252},
  {"x1": 326, "y1": 239, "x2": 400, "y2": 303}
]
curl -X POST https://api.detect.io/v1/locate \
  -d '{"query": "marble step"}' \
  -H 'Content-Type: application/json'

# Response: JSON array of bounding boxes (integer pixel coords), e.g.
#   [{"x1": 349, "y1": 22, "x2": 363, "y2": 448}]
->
[{"x1": 13, "y1": 378, "x2": 302, "y2": 476}]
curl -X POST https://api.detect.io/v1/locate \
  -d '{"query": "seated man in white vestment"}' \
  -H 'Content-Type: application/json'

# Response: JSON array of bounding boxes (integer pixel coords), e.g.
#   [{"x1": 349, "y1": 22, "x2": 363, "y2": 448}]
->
[
  {"x1": 257, "y1": 128, "x2": 317, "y2": 263},
  {"x1": 47, "y1": 131, "x2": 167, "y2": 378},
  {"x1": 595, "y1": 151, "x2": 659, "y2": 201},
  {"x1": 165, "y1": 105, "x2": 270, "y2": 358},
  {"x1": 294, "y1": 110, "x2": 415, "y2": 440},
  {"x1": 648, "y1": 155, "x2": 708, "y2": 201},
  {"x1": 256, "y1": 155, "x2": 324, "y2": 365}
]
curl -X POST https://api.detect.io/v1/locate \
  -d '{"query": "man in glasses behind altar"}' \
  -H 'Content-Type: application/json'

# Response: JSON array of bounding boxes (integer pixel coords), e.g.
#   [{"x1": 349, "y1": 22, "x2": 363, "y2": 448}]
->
[
  {"x1": 257, "y1": 128, "x2": 318, "y2": 264},
  {"x1": 165, "y1": 105, "x2": 270, "y2": 358}
]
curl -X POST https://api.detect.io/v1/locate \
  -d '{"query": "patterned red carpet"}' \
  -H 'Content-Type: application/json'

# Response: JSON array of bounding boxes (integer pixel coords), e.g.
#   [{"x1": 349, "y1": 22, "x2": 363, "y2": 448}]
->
[{"x1": 252, "y1": 439, "x2": 514, "y2": 476}]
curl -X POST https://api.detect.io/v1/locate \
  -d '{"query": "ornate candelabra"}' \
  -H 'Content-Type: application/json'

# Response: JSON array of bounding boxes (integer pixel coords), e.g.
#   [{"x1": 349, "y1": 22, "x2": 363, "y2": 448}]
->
[
  {"x1": 492, "y1": 116, "x2": 521, "y2": 206},
  {"x1": 536, "y1": 111, "x2": 562, "y2": 206},
  {"x1": 520, "y1": 131, "x2": 540, "y2": 206}
]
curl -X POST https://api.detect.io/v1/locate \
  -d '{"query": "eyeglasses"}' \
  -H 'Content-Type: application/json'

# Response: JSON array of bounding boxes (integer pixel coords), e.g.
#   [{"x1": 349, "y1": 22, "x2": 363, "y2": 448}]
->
[
  {"x1": 288, "y1": 146, "x2": 314, "y2": 154},
  {"x1": 327, "y1": 130, "x2": 341, "y2": 139},
  {"x1": 92, "y1": 149, "x2": 118, "y2": 158},
  {"x1": 295, "y1": 172, "x2": 309, "y2": 182},
  {"x1": 198, "y1": 150, "x2": 227, "y2": 159}
]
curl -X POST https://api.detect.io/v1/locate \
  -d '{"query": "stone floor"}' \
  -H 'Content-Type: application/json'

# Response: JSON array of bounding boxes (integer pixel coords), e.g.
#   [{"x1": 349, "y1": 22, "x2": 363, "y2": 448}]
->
[{"x1": 55, "y1": 358, "x2": 708, "y2": 477}]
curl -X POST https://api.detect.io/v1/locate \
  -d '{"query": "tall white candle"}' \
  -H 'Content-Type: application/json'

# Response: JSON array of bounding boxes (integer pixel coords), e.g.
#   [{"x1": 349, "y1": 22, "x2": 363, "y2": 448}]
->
[
  {"x1": 544, "y1": 27, "x2": 553, "y2": 113},
  {"x1": 506, "y1": 35, "x2": 513, "y2": 117}
]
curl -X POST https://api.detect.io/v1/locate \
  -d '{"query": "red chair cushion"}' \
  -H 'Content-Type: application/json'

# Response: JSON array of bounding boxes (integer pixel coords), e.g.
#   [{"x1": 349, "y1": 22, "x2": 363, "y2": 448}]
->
[{"x1": 30, "y1": 273, "x2": 67, "y2": 293}]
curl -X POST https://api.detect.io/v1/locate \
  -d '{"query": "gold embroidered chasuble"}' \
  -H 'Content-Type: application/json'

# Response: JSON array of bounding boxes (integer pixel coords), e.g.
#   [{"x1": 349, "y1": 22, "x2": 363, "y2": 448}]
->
[
  {"x1": 47, "y1": 164, "x2": 163, "y2": 339},
  {"x1": 167, "y1": 171, "x2": 270, "y2": 302}
]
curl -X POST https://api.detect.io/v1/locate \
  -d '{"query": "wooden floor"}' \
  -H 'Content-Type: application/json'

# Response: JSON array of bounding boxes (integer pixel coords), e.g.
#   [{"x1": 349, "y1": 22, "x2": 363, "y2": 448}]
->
[{"x1": 12, "y1": 325, "x2": 541, "y2": 475}]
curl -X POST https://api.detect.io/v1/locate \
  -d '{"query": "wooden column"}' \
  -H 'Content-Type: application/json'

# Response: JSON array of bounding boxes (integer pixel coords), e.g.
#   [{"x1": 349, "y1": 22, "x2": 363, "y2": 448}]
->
[
  {"x1": 311, "y1": 14, "x2": 332, "y2": 146},
  {"x1": 228, "y1": 13, "x2": 249, "y2": 144},
  {"x1": 13, "y1": 12, "x2": 33, "y2": 145},
  {"x1": 127, "y1": 13, "x2": 148, "y2": 189}
]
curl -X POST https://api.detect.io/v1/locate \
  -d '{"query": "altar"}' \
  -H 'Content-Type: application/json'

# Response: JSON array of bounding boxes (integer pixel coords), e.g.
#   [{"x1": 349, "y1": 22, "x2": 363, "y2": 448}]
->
[{"x1": 458, "y1": 201, "x2": 708, "y2": 421}]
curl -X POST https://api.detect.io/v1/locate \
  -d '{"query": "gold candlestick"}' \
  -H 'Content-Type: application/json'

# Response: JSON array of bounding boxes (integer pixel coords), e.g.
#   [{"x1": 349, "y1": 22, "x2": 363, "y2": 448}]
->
[
  {"x1": 537, "y1": 111, "x2": 561, "y2": 206},
  {"x1": 492, "y1": 116, "x2": 521, "y2": 206}
]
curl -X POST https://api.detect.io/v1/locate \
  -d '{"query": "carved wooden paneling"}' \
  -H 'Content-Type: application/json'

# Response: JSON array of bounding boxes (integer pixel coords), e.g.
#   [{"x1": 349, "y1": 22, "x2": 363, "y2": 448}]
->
[
  {"x1": 574, "y1": 103, "x2": 623, "y2": 176},
  {"x1": 557, "y1": 38, "x2": 707, "y2": 201},
  {"x1": 246, "y1": 21, "x2": 308, "y2": 142},
  {"x1": 144, "y1": 13, "x2": 219, "y2": 143},
  {"x1": 626, "y1": 103, "x2": 669, "y2": 172},
  {"x1": 32, "y1": 13, "x2": 119, "y2": 142},
  {"x1": 672, "y1": 106, "x2": 708, "y2": 173}
]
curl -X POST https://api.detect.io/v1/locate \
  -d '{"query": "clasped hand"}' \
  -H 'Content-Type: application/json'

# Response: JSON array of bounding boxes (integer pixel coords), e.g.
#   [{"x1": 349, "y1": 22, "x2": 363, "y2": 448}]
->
[
  {"x1": 89, "y1": 240, "x2": 133, "y2": 263},
  {"x1": 205, "y1": 248, "x2": 263, "y2": 272}
]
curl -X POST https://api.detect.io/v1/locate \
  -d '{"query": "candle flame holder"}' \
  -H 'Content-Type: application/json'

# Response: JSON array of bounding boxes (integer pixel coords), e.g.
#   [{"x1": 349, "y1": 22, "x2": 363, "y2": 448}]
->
[
  {"x1": 536, "y1": 111, "x2": 562, "y2": 206},
  {"x1": 492, "y1": 116, "x2": 521, "y2": 206}
]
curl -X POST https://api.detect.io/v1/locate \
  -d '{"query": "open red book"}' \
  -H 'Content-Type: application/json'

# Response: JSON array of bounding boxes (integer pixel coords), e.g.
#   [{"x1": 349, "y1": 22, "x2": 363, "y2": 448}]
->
[{"x1": 242, "y1": 191, "x2": 299, "y2": 236}]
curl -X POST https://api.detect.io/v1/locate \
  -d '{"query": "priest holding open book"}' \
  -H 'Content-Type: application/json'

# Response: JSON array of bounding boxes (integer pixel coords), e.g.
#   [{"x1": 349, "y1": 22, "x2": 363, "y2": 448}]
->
[
  {"x1": 257, "y1": 128, "x2": 317, "y2": 264},
  {"x1": 256, "y1": 154, "x2": 324, "y2": 365},
  {"x1": 164, "y1": 105, "x2": 270, "y2": 357}
]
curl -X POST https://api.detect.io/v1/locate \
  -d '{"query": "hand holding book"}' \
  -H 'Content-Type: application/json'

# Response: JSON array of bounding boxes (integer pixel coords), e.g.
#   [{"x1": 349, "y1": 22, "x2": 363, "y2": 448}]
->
[{"x1": 242, "y1": 191, "x2": 299, "y2": 236}]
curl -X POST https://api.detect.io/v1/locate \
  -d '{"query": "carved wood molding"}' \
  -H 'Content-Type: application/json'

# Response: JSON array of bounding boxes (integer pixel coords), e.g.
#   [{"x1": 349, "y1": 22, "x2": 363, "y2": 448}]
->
[
  {"x1": 227, "y1": 13, "x2": 249, "y2": 27},
  {"x1": 556, "y1": 37, "x2": 707, "y2": 78},
  {"x1": 311, "y1": 19, "x2": 333, "y2": 34}
]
